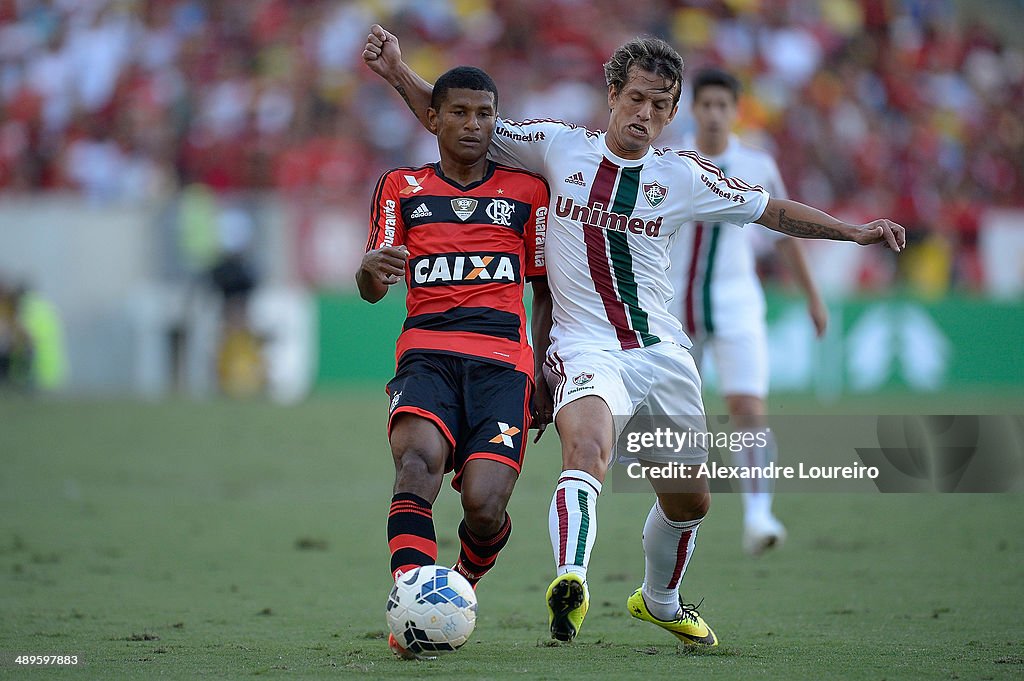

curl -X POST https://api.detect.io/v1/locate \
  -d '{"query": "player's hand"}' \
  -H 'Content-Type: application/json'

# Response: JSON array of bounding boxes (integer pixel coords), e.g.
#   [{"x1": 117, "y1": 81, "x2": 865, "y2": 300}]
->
[
  {"x1": 531, "y1": 371, "x2": 554, "y2": 442},
  {"x1": 363, "y1": 24, "x2": 403, "y2": 79},
  {"x1": 852, "y1": 218, "x2": 905, "y2": 252},
  {"x1": 808, "y1": 297, "x2": 828, "y2": 338},
  {"x1": 362, "y1": 246, "x2": 408, "y2": 286}
]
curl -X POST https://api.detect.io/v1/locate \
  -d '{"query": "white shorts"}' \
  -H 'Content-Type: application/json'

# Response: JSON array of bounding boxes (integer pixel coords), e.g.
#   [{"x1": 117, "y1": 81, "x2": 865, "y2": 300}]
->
[
  {"x1": 689, "y1": 319, "x2": 769, "y2": 399},
  {"x1": 543, "y1": 343, "x2": 708, "y2": 464}
]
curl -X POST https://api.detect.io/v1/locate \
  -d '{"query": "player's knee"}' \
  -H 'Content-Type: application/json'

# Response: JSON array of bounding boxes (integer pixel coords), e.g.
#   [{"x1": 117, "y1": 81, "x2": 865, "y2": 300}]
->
[
  {"x1": 461, "y1": 492, "x2": 508, "y2": 536},
  {"x1": 392, "y1": 445, "x2": 444, "y2": 489},
  {"x1": 562, "y1": 435, "x2": 610, "y2": 478},
  {"x1": 725, "y1": 394, "x2": 764, "y2": 424},
  {"x1": 659, "y1": 491, "x2": 711, "y2": 522}
]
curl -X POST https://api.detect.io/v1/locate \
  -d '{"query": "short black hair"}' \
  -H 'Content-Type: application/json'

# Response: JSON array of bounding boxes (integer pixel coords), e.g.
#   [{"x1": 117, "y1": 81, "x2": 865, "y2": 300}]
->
[
  {"x1": 431, "y1": 66, "x2": 498, "y2": 110},
  {"x1": 692, "y1": 67, "x2": 740, "y2": 103}
]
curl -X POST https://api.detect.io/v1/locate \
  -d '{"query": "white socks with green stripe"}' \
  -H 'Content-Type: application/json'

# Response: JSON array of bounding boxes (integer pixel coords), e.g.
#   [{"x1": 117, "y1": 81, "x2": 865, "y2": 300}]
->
[
  {"x1": 641, "y1": 501, "x2": 702, "y2": 621},
  {"x1": 549, "y1": 470, "x2": 602, "y2": 580}
]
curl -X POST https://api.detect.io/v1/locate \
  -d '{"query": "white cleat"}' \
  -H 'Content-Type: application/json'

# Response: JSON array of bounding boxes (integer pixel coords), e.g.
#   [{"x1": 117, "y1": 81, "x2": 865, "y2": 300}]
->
[{"x1": 743, "y1": 515, "x2": 787, "y2": 556}]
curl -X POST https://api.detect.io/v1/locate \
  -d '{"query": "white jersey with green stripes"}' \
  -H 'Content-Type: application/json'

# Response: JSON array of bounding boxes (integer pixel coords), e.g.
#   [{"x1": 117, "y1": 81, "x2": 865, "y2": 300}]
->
[
  {"x1": 669, "y1": 134, "x2": 787, "y2": 339},
  {"x1": 489, "y1": 119, "x2": 770, "y2": 355}
]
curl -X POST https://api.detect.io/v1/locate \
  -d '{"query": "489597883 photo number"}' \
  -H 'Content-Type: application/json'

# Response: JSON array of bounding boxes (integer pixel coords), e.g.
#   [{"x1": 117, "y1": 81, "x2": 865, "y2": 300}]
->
[{"x1": 13, "y1": 654, "x2": 80, "y2": 666}]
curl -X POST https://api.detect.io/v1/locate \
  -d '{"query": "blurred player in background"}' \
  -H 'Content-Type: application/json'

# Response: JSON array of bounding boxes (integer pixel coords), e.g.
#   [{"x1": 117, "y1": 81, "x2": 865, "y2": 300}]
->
[
  {"x1": 364, "y1": 26, "x2": 905, "y2": 648},
  {"x1": 208, "y1": 246, "x2": 264, "y2": 398},
  {"x1": 356, "y1": 66, "x2": 552, "y2": 659},
  {"x1": 0, "y1": 279, "x2": 33, "y2": 389},
  {"x1": 0, "y1": 277, "x2": 68, "y2": 393},
  {"x1": 670, "y1": 68, "x2": 829, "y2": 556}
]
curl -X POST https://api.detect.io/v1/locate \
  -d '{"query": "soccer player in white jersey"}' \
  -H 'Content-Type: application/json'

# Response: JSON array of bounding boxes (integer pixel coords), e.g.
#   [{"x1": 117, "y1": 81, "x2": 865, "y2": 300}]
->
[
  {"x1": 364, "y1": 25, "x2": 905, "y2": 647},
  {"x1": 670, "y1": 67, "x2": 829, "y2": 556}
]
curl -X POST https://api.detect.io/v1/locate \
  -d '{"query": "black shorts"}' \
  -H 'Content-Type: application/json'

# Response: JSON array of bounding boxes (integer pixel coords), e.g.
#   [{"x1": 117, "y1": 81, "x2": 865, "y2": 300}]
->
[{"x1": 386, "y1": 352, "x2": 532, "y2": 490}]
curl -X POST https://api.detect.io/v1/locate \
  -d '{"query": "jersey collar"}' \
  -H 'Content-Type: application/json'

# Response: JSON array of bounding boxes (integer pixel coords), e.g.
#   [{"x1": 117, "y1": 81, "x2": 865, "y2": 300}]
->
[
  {"x1": 431, "y1": 160, "x2": 496, "y2": 191},
  {"x1": 601, "y1": 135, "x2": 653, "y2": 167}
]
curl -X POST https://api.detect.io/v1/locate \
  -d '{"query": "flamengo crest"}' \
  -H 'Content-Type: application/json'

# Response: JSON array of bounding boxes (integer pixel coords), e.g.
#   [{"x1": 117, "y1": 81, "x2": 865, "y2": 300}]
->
[
  {"x1": 486, "y1": 199, "x2": 515, "y2": 226},
  {"x1": 451, "y1": 198, "x2": 478, "y2": 221},
  {"x1": 643, "y1": 181, "x2": 668, "y2": 208}
]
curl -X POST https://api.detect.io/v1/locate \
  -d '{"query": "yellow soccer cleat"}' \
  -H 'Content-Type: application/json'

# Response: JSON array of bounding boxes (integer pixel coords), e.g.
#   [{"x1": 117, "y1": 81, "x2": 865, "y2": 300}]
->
[
  {"x1": 546, "y1": 573, "x2": 589, "y2": 642},
  {"x1": 626, "y1": 588, "x2": 718, "y2": 646}
]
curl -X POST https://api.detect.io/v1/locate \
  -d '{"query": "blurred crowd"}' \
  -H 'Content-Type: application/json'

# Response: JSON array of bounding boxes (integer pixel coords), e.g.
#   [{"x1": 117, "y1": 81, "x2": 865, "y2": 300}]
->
[{"x1": 1, "y1": 0, "x2": 1022, "y2": 289}]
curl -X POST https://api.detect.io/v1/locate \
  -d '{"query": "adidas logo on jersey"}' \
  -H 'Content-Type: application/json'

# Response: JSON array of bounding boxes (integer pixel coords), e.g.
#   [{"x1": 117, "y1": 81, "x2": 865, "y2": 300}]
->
[
  {"x1": 564, "y1": 171, "x2": 586, "y2": 186},
  {"x1": 410, "y1": 203, "x2": 432, "y2": 219}
]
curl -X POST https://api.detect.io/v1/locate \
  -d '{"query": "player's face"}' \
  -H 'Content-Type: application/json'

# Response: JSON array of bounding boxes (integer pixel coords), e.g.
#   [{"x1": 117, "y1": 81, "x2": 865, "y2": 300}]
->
[
  {"x1": 691, "y1": 85, "x2": 737, "y2": 140},
  {"x1": 606, "y1": 66, "x2": 679, "y2": 160},
  {"x1": 429, "y1": 88, "x2": 496, "y2": 167}
]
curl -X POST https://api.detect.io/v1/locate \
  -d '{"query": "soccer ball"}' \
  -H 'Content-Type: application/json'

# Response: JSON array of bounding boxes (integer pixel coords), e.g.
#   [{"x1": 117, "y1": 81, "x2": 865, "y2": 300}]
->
[{"x1": 386, "y1": 565, "x2": 477, "y2": 656}]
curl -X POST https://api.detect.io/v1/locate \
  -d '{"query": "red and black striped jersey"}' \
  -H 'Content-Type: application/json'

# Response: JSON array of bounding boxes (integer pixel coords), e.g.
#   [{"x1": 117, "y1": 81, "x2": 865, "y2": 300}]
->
[{"x1": 367, "y1": 161, "x2": 549, "y2": 377}]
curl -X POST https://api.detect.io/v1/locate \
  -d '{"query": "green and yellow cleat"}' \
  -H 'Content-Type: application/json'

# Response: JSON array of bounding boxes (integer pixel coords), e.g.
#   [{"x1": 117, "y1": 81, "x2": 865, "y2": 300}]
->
[
  {"x1": 546, "y1": 573, "x2": 589, "y2": 642},
  {"x1": 626, "y1": 588, "x2": 718, "y2": 646}
]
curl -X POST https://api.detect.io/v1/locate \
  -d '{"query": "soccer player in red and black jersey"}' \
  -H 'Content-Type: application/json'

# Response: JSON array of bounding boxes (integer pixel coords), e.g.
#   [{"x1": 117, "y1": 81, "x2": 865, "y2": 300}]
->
[{"x1": 357, "y1": 66, "x2": 552, "y2": 656}]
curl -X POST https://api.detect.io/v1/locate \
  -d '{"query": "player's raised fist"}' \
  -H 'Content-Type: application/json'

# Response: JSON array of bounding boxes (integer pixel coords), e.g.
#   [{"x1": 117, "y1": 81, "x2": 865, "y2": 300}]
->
[{"x1": 362, "y1": 24, "x2": 403, "y2": 79}]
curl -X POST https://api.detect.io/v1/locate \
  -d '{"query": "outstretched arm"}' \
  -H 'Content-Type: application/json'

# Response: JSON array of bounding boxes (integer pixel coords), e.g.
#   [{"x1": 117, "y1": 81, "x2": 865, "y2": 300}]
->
[
  {"x1": 363, "y1": 24, "x2": 433, "y2": 131},
  {"x1": 774, "y1": 238, "x2": 828, "y2": 337},
  {"x1": 756, "y1": 198, "x2": 905, "y2": 252}
]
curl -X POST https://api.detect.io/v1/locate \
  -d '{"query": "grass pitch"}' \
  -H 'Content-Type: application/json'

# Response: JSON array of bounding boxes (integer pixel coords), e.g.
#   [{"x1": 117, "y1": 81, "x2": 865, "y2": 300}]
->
[{"x1": 1, "y1": 394, "x2": 1022, "y2": 680}]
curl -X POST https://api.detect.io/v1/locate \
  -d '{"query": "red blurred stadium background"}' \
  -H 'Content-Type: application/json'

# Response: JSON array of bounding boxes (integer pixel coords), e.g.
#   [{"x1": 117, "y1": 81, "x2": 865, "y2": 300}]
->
[
  {"x1": 3, "y1": 1, "x2": 1022, "y2": 283},
  {"x1": 1, "y1": 1, "x2": 1021, "y2": 398}
]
